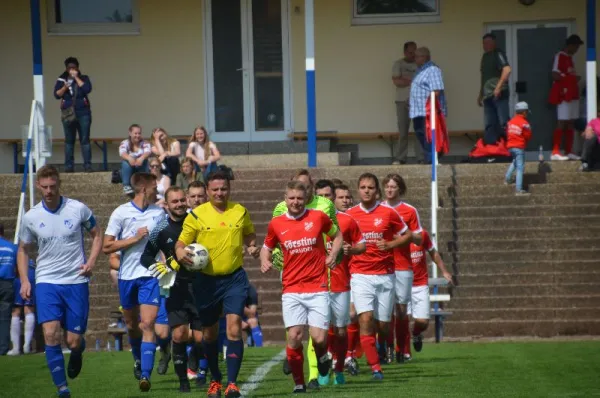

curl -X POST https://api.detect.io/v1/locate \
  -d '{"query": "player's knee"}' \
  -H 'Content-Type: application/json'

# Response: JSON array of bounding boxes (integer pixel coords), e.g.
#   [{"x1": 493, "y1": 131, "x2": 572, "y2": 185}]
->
[
  {"x1": 226, "y1": 321, "x2": 242, "y2": 340},
  {"x1": 172, "y1": 327, "x2": 187, "y2": 343},
  {"x1": 139, "y1": 319, "x2": 155, "y2": 333},
  {"x1": 66, "y1": 334, "x2": 82, "y2": 350},
  {"x1": 287, "y1": 327, "x2": 303, "y2": 343},
  {"x1": 11, "y1": 307, "x2": 21, "y2": 317},
  {"x1": 417, "y1": 319, "x2": 429, "y2": 330},
  {"x1": 42, "y1": 325, "x2": 61, "y2": 345},
  {"x1": 335, "y1": 327, "x2": 347, "y2": 338},
  {"x1": 247, "y1": 317, "x2": 259, "y2": 328}
]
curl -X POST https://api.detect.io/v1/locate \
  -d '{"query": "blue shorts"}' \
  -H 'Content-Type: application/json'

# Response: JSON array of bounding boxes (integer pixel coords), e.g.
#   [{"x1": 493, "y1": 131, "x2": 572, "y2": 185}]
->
[
  {"x1": 118, "y1": 277, "x2": 160, "y2": 310},
  {"x1": 156, "y1": 296, "x2": 169, "y2": 325},
  {"x1": 192, "y1": 267, "x2": 249, "y2": 327},
  {"x1": 14, "y1": 269, "x2": 36, "y2": 307},
  {"x1": 36, "y1": 283, "x2": 89, "y2": 334}
]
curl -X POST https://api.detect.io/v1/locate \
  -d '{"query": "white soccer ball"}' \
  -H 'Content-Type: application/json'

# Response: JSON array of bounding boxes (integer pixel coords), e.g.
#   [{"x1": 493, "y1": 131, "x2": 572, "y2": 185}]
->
[{"x1": 184, "y1": 243, "x2": 209, "y2": 272}]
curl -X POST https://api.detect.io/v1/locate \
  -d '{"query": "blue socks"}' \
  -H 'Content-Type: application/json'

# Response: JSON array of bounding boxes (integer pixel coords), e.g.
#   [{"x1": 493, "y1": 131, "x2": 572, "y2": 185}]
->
[
  {"x1": 140, "y1": 341, "x2": 157, "y2": 379},
  {"x1": 129, "y1": 337, "x2": 142, "y2": 362},
  {"x1": 45, "y1": 344, "x2": 67, "y2": 389},
  {"x1": 157, "y1": 336, "x2": 171, "y2": 352},
  {"x1": 199, "y1": 358, "x2": 208, "y2": 371},
  {"x1": 251, "y1": 326, "x2": 264, "y2": 347},
  {"x1": 203, "y1": 339, "x2": 222, "y2": 382},
  {"x1": 226, "y1": 339, "x2": 244, "y2": 384}
]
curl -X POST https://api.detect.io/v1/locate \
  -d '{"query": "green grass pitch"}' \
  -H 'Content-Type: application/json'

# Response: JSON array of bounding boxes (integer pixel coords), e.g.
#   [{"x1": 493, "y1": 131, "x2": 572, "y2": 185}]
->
[{"x1": 1, "y1": 342, "x2": 599, "y2": 397}]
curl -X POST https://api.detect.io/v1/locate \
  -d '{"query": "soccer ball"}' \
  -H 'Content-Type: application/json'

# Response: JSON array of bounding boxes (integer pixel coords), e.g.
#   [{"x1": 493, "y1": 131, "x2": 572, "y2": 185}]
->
[{"x1": 184, "y1": 243, "x2": 209, "y2": 272}]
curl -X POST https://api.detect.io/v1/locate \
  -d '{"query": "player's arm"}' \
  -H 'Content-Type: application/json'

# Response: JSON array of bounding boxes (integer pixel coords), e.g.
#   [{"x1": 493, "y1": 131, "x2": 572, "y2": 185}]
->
[
  {"x1": 377, "y1": 213, "x2": 412, "y2": 251},
  {"x1": 260, "y1": 222, "x2": 278, "y2": 273},
  {"x1": 326, "y1": 227, "x2": 343, "y2": 270},
  {"x1": 242, "y1": 209, "x2": 259, "y2": 258},
  {"x1": 102, "y1": 211, "x2": 148, "y2": 254},
  {"x1": 344, "y1": 219, "x2": 366, "y2": 256},
  {"x1": 17, "y1": 242, "x2": 35, "y2": 300},
  {"x1": 408, "y1": 211, "x2": 423, "y2": 246},
  {"x1": 175, "y1": 212, "x2": 199, "y2": 266},
  {"x1": 429, "y1": 248, "x2": 453, "y2": 285},
  {"x1": 81, "y1": 224, "x2": 103, "y2": 276},
  {"x1": 140, "y1": 229, "x2": 162, "y2": 269}
]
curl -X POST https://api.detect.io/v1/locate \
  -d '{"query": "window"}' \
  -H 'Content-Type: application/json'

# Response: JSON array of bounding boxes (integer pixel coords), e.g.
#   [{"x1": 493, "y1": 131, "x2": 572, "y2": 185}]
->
[
  {"x1": 352, "y1": 0, "x2": 441, "y2": 25},
  {"x1": 47, "y1": 0, "x2": 140, "y2": 35}
]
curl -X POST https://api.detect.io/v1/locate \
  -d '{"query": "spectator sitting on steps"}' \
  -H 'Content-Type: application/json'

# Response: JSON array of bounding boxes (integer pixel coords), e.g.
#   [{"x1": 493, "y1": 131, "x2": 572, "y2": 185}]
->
[
  {"x1": 149, "y1": 156, "x2": 170, "y2": 208},
  {"x1": 119, "y1": 124, "x2": 152, "y2": 195},
  {"x1": 505, "y1": 102, "x2": 532, "y2": 196},
  {"x1": 186, "y1": 126, "x2": 221, "y2": 179},
  {"x1": 176, "y1": 157, "x2": 205, "y2": 191},
  {"x1": 150, "y1": 128, "x2": 181, "y2": 184},
  {"x1": 580, "y1": 105, "x2": 600, "y2": 172}
]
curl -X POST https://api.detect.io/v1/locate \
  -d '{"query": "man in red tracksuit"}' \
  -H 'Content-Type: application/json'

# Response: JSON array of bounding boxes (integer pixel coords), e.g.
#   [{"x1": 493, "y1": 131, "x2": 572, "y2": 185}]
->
[
  {"x1": 505, "y1": 102, "x2": 532, "y2": 195},
  {"x1": 549, "y1": 34, "x2": 583, "y2": 161}
]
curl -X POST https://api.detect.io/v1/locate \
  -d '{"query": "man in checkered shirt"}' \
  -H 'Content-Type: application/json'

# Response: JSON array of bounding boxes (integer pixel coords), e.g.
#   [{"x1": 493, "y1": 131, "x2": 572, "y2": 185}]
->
[{"x1": 409, "y1": 47, "x2": 447, "y2": 164}]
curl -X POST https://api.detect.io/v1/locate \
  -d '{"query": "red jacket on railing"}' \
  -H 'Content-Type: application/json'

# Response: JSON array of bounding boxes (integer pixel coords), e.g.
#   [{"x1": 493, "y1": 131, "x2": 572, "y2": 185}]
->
[{"x1": 425, "y1": 97, "x2": 449, "y2": 155}]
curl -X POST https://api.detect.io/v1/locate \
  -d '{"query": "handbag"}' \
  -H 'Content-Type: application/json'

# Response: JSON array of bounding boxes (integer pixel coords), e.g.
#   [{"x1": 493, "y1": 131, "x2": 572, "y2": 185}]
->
[
  {"x1": 60, "y1": 83, "x2": 78, "y2": 123},
  {"x1": 111, "y1": 169, "x2": 122, "y2": 184}
]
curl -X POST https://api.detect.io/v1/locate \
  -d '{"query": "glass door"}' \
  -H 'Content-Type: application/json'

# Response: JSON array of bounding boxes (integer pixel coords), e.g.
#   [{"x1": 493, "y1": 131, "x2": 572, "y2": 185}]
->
[{"x1": 204, "y1": 0, "x2": 291, "y2": 142}]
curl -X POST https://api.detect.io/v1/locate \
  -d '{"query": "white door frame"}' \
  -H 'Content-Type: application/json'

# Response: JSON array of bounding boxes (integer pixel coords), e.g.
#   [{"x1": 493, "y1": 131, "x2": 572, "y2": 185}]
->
[
  {"x1": 203, "y1": 0, "x2": 292, "y2": 143},
  {"x1": 485, "y1": 21, "x2": 574, "y2": 114}
]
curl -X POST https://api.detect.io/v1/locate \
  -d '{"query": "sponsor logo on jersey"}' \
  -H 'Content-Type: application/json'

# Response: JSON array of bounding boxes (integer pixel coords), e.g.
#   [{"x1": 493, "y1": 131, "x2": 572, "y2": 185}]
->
[
  {"x1": 363, "y1": 231, "x2": 384, "y2": 242},
  {"x1": 283, "y1": 237, "x2": 318, "y2": 255},
  {"x1": 304, "y1": 221, "x2": 314, "y2": 231}
]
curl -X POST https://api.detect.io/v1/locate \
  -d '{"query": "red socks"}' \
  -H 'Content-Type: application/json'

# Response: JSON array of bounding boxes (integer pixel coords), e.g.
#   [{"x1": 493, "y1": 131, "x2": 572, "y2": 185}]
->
[
  {"x1": 286, "y1": 345, "x2": 305, "y2": 387},
  {"x1": 552, "y1": 128, "x2": 563, "y2": 154},
  {"x1": 327, "y1": 326, "x2": 336, "y2": 355},
  {"x1": 346, "y1": 322, "x2": 359, "y2": 359},
  {"x1": 565, "y1": 129, "x2": 574, "y2": 155},
  {"x1": 334, "y1": 334, "x2": 348, "y2": 372},
  {"x1": 360, "y1": 334, "x2": 382, "y2": 373},
  {"x1": 553, "y1": 128, "x2": 574, "y2": 155},
  {"x1": 395, "y1": 317, "x2": 411, "y2": 356}
]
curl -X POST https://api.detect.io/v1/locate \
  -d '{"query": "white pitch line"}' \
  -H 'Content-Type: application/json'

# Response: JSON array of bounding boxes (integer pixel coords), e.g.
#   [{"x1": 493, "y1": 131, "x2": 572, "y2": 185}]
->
[{"x1": 240, "y1": 349, "x2": 287, "y2": 396}]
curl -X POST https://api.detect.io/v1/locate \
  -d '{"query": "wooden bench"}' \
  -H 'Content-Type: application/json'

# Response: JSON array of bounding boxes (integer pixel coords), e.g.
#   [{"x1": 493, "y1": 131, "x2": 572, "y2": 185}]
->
[
  {"x1": 106, "y1": 310, "x2": 127, "y2": 351},
  {"x1": 428, "y1": 277, "x2": 453, "y2": 343},
  {"x1": 0, "y1": 135, "x2": 190, "y2": 174},
  {"x1": 289, "y1": 130, "x2": 483, "y2": 158}
]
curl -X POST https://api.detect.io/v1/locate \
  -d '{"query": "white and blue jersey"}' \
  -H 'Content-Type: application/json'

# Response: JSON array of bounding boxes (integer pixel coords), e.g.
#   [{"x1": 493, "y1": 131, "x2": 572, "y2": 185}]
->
[
  {"x1": 19, "y1": 197, "x2": 96, "y2": 333},
  {"x1": 106, "y1": 201, "x2": 165, "y2": 309},
  {"x1": 0, "y1": 237, "x2": 17, "y2": 281},
  {"x1": 20, "y1": 197, "x2": 96, "y2": 285}
]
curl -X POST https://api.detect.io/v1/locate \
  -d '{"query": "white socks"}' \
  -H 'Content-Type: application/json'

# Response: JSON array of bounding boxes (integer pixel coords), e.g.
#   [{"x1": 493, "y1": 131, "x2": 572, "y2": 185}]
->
[
  {"x1": 24, "y1": 313, "x2": 35, "y2": 353},
  {"x1": 10, "y1": 317, "x2": 21, "y2": 354}
]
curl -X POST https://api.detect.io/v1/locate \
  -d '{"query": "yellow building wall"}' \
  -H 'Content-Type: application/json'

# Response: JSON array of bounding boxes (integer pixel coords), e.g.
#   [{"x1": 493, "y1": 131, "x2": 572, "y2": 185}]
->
[{"x1": 0, "y1": 0, "x2": 598, "y2": 172}]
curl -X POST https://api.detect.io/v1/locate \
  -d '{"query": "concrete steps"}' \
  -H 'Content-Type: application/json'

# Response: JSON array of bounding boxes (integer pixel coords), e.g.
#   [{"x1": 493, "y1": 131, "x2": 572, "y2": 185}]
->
[{"x1": 1, "y1": 160, "x2": 598, "y2": 343}]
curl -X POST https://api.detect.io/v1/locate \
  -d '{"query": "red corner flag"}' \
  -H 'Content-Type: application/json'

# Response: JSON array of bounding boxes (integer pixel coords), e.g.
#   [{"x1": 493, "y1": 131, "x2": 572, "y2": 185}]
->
[{"x1": 425, "y1": 97, "x2": 449, "y2": 155}]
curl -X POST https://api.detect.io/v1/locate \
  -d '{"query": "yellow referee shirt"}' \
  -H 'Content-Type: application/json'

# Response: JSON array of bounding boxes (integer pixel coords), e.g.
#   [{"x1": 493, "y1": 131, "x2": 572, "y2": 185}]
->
[{"x1": 179, "y1": 201, "x2": 255, "y2": 276}]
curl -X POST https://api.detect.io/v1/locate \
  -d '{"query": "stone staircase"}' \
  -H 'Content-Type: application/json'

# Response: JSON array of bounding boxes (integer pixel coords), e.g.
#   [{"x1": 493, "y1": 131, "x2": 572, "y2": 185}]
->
[{"x1": 0, "y1": 161, "x2": 598, "y2": 345}]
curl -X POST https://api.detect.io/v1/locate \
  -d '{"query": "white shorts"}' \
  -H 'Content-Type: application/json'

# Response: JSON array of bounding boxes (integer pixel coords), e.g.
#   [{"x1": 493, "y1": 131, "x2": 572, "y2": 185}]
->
[
  {"x1": 394, "y1": 270, "x2": 414, "y2": 304},
  {"x1": 350, "y1": 273, "x2": 395, "y2": 322},
  {"x1": 407, "y1": 285, "x2": 430, "y2": 319},
  {"x1": 557, "y1": 100, "x2": 579, "y2": 121},
  {"x1": 330, "y1": 291, "x2": 350, "y2": 327},
  {"x1": 282, "y1": 292, "x2": 330, "y2": 330}
]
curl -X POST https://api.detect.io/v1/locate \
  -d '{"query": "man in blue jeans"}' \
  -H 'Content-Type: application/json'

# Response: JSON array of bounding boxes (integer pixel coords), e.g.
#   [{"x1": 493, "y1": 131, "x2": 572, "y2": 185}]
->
[
  {"x1": 478, "y1": 34, "x2": 512, "y2": 145},
  {"x1": 54, "y1": 57, "x2": 93, "y2": 173}
]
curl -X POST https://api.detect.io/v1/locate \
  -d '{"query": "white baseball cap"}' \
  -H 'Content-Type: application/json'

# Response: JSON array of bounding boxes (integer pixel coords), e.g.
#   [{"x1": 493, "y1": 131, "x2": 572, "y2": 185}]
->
[{"x1": 515, "y1": 101, "x2": 529, "y2": 112}]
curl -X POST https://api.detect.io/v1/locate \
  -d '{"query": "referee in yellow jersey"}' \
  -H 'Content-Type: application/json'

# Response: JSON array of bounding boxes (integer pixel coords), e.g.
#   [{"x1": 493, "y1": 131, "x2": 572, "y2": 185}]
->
[{"x1": 175, "y1": 171, "x2": 259, "y2": 398}]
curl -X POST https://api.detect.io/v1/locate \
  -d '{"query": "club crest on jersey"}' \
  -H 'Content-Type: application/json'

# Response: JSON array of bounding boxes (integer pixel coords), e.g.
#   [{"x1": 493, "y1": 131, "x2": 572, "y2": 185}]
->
[
  {"x1": 304, "y1": 221, "x2": 314, "y2": 231},
  {"x1": 374, "y1": 218, "x2": 383, "y2": 227},
  {"x1": 64, "y1": 219, "x2": 73, "y2": 229}
]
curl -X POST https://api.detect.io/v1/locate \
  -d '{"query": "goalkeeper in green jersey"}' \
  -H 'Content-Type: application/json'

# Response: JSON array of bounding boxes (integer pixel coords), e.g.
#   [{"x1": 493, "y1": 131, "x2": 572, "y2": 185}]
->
[{"x1": 272, "y1": 170, "x2": 338, "y2": 390}]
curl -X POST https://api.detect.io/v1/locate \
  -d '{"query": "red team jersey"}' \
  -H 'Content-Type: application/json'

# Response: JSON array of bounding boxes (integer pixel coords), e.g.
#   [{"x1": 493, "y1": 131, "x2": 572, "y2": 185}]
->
[
  {"x1": 386, "y1": 201, "x2": 422, "y2": 272},
  {"x1": 347, "y1": 203, "x2": 407, "y2": 275},
  {"x1": 264, "y1": 209, "x2": 336, "y2": 294},
  {"x1": 327, "y1": 212, "x2": 364, "y2": 293},
  {"x1": 549, "y1": 51, "x2": 579, "y2": 104},
  {"x1": 410, "y1": 230, "x2": 435, "y2": 287}
]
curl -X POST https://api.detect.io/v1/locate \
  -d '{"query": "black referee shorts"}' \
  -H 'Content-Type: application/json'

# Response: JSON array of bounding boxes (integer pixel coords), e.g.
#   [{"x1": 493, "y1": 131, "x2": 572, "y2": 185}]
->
[{"x1": 166, "y1": 278, "x2": 203, "y2": 331}]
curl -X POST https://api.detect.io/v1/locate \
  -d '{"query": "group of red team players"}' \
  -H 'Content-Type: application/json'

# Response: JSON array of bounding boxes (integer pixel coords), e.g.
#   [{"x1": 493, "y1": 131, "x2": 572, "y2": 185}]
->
[{"x1": 260, "y1": 170, "x2": 452, "y2": 393}]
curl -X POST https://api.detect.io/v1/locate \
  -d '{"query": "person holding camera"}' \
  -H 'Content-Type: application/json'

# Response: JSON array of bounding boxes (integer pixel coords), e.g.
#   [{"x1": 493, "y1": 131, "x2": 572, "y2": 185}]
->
[{"x1": 54, "y1": 57, "x2": 93, "y2": 173}]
